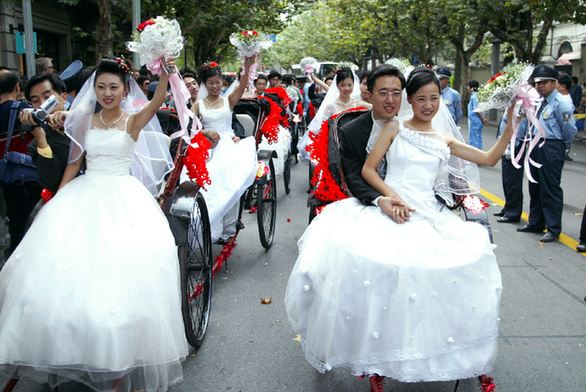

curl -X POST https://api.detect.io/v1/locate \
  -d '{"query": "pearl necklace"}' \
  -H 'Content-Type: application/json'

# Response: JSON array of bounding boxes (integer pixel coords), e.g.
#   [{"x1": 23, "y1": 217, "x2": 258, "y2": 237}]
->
[
  {"x1": 336, "y1": 98, "x2": 353, "y2": 109},
  {"x1": 205, "y1": 96, "x2": 222, "y2": 107},
  {"x1": 99, "y1": 110, "x2": 125, "y2": 129}
]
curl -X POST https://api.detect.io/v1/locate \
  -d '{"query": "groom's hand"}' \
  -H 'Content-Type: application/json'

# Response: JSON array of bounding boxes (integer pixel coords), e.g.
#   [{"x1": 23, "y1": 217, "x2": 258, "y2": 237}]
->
[{"x1": 377, "y1": 196, "x2": 415, "y2": 221}]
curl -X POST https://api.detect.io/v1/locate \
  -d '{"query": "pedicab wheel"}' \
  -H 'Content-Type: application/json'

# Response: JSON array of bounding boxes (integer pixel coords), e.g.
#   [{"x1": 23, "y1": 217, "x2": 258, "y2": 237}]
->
[
  {"x1": 179, "y1": 191, "x2": 212, "y2": 348},
  {"x1": 284, "y1": 154, "x2": 292, "y2": 195},
  {"x1": 257, "y1": 157, "x2": 277, "y2": 249}
]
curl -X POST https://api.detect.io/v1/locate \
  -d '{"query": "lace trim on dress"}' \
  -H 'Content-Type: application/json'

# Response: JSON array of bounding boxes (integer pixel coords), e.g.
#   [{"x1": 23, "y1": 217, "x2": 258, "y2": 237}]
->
[
  {"x1": 298, "y1": 331, "x2": 497, "y2": 380},
  {"x1": 398, "y1": 125, "x2": 450, "y2": 160}
]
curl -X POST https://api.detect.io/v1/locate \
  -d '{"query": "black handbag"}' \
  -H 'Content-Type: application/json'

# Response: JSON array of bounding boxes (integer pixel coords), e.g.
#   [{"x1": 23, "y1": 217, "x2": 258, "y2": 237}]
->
[{"x1": 0, "y1": 102, "x2": 40, "y2": 190}]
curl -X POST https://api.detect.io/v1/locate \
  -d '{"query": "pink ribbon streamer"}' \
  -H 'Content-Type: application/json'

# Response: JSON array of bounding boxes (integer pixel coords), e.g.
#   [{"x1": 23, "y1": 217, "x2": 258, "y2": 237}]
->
[
  {"x1": 511, "y1": 83, "x2": 546, "y2": 183},
  {"x1": 241, "y1": 53, "x2": 260, "y2": 96},
  {"x1": 149, "y1": 58, "x2": 203, "y2": 145}
]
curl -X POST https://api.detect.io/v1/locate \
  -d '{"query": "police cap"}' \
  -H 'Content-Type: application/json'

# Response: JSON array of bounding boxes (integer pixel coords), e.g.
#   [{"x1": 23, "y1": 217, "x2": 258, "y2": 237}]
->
[
  {"x1": 436, "y1": 67, "x2": 452, "y2": 79},
  {"x1": 530, "y1": 65, "x2": 559, "y2": 83},
  {"x1": 59, "y1": 60, "x2": 83, "y2": 82}
]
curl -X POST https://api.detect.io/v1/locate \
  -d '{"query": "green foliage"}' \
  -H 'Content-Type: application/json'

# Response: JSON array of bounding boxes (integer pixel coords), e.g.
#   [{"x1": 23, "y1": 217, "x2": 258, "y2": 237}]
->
[{"x1": 143, "y1": 0, "x2": 306, "y2": 69}]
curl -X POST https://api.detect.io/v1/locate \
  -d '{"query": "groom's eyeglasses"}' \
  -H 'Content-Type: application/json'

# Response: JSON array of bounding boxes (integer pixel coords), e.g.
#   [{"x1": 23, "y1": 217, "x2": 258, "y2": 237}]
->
[{"x1": 373, "y1": 90, "x2": 402, "y2": 99}]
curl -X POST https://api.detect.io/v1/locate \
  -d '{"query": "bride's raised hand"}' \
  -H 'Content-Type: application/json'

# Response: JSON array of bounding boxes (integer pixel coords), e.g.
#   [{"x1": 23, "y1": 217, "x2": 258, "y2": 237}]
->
[
  {"x1": 47, "y1": 111, "x2": 67, "y2": 129},
  {"x1": 163, "y1": 56, "x2": 176, "y2": 75},
  {"x1": 506, "y1": 100, "x2": 517, "y2": 118}
]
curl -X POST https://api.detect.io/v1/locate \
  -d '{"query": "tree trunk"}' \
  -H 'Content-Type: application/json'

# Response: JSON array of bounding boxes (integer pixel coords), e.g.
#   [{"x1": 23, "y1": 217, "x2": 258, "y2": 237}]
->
[
  {"x1": 452, "y1": 24, "x2": 465, "y2": 94},
  {"x1": 95, "y1": 0, "x2": 113, "y2": 63},
  {"x1": 460, "y1": 55, "x2": 471, "y2": 117}
]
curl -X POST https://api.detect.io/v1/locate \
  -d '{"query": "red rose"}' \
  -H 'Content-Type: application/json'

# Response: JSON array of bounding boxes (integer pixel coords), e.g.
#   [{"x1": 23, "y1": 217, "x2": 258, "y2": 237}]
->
[
  {"x1": 488, "y1": 72, "x2": 503, "y2": 84},
  {"x1": 137, "y1": 18, "x2": 155, "y2": 32},
  {"x1": 252, "y1": 31, "x2": 258, "y2": 35}
]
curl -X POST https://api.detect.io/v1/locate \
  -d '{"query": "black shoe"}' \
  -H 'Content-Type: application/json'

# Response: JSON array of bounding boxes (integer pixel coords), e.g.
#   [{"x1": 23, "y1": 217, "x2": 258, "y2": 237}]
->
[
  {"x1": 236, "y1": 220, "x2": 245, "y2": 231},
  {"x1": 493, "y1": 210, "x2": 505, "y2": 217},
  {"x1": 576, "y1": 244, "x2": 586, "y2": 252},
  {"x1": 565, "y1": 155, "x2": 573, "y2": 161},
  {"x1": 517, "y1": 225, "x2": 544, "y2": 233},
  {"x1": 497, "y1": 216, "x2": 520, "y2": 223},
  {"x1": 540, "y1": 232, "x2": 559, "y2": 243}
]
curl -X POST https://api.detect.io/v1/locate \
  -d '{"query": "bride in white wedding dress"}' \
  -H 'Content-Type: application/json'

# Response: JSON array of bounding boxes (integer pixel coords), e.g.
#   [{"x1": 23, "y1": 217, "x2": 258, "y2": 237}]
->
[
  {"x1": 285, "y1": 68, "x2": 515, "y2": 391},
  {"x1": 0, "y1": 57, "x2": 188, "y2": 392}
]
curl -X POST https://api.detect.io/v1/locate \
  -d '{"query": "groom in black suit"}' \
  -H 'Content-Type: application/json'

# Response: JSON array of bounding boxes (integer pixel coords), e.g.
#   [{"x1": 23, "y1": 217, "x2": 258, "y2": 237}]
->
[{"x1": 339, "y1": 65, "x2": 405, "y2": 216}]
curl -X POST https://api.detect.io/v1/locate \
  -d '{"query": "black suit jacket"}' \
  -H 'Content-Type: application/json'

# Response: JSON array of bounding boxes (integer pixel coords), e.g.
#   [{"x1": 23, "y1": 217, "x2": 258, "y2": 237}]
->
[
  {"x1": 28, "y1": 127, "x2": 71, "y2": 193},
  {"x1": 338, "y1": 111, "x2": 382, "y2": 205}
]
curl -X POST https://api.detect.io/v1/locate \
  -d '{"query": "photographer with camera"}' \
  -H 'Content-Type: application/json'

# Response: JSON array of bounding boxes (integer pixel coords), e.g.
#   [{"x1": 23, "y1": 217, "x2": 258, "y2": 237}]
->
[
  {"x1": 21, "y1": 73, "x2": 71, "y2": 196},
  {"x1": 0, "y1": 68, "x2": 40, "y2": 254}
]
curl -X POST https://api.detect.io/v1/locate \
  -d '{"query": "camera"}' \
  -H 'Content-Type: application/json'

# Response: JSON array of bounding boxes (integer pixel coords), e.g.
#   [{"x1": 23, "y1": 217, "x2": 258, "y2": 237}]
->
[{"x1": 21, "y1": 95, "x2": 59, "y2": 126}]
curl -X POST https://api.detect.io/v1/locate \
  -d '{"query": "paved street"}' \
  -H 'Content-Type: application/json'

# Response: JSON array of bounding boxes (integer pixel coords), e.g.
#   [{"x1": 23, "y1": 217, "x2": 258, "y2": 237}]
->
[{"x1": 2, "y1": 121, "x2": 586, "y2": 392}]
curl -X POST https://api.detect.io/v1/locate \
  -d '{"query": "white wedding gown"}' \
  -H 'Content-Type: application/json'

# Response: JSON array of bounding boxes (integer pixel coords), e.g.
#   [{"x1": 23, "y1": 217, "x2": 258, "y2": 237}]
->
[
  {"x1": 181, "y1": 97, "x2": 257, "y2": 243},
  {"x1": 0, "y1": 125, "x2": 188, "y2": 391},
  {"x1": 285, "y1": 122, "x2": 502, "y2": 382}
]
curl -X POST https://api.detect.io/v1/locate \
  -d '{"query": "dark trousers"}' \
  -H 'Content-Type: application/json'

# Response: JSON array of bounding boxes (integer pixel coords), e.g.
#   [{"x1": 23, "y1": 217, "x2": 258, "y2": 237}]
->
[
  {"x1": 501, "y1": 148, "x2": 525, "y2": 219},
  {"x1": 4, "y1": 186, "x2": 41, "y2": 253},
  {"x1": 580, "y1": 207, "x2": 586, "y2": 245},
  {"x1": 527, "y1": 140, "x2": 565, "y2": 235}
]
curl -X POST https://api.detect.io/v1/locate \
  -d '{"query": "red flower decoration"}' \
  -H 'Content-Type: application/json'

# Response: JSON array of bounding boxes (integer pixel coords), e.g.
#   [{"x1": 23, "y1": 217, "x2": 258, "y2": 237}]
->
[
  {"x1": 212, "y1": 240, "x2": 237, "y2": 277},
  {"x1": 240, "y1": 30, "x2": 259, "y2": 38},
  {"x1": 183, "y1": 132, "x2": 212, "y2": 188},
  {"x1": 41, "y1": 188, "x2": 53, "y2": 204},
  {"x1": 487, "y1": 72, "x2": 504, "y2": 84},
  {"x1": 114, "y1": 58, "x2": 131, "y2": 74},
  {"x1": 137, "y1": 18, "x2": 155, "y2": 32},
  {"x1": 203, "y1": 61, "x2": 219, "y2": 69},
  {"x1": 478, "y1": 375, "x2": 496, "y2": 392},
  {"x1": 307, "y1": 109, "x2": 370, "y2": 203},
  {"x1": 258, "y1": 96, "x2": 282, "y2": 144}
]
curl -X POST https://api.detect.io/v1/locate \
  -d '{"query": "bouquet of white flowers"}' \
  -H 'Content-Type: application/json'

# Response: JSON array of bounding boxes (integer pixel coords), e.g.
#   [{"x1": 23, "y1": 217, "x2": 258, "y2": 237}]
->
[
  {"x1": 126, "y1": 16, "x2": 183, "y2": 72},
  {"x1": 229, "y1": 30, "x2": 273, "y2": 58},
  {"x1": 476, "y1": 62, "x2": 534, "y2": 112},
  {"x1": 300, "y1": 57, "x2": 318, "y2": 76},
  {"x1": 229, "y1": 30, "x2": 272, "y2": 97},
  {"x1": 128, "y1": 17, "x2": 210, "y2": 188}
]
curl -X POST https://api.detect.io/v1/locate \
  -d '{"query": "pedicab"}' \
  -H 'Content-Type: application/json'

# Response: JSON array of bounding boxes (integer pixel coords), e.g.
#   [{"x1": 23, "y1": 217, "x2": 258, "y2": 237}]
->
[
  {"x1": 232, "y1": 98, "x2": 278, "y2": 250},
  {"x1": 260, "y1": 88, "x2": 294, "y2": 195}
]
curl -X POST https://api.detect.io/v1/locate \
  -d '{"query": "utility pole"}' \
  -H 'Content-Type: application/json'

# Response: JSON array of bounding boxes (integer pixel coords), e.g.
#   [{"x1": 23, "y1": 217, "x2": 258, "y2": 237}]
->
[
  {"x1": 22, "y1": 0, "x2": 35, "y2": 76},
  {"x1": 132, "y1": 0, "x2": 141, "y2": 69}
]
